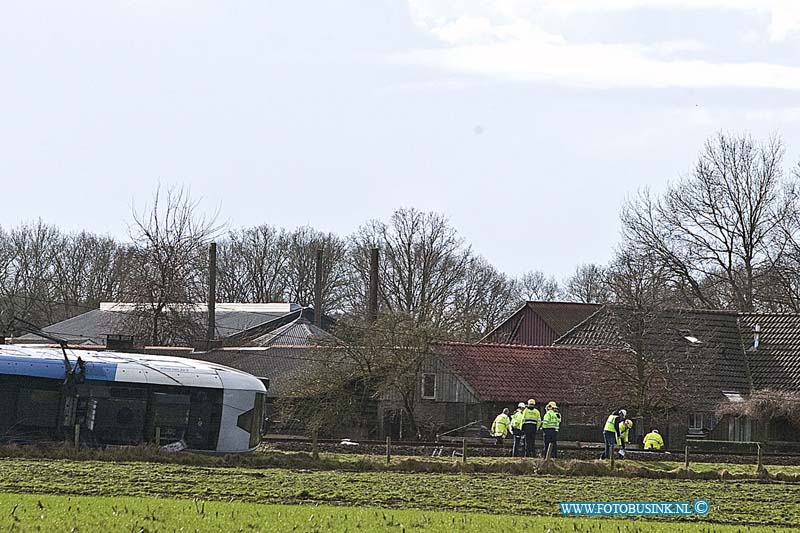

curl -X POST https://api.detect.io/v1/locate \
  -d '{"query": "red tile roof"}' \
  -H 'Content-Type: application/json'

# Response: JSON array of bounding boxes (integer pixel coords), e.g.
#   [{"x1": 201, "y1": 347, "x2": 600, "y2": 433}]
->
[
  {"x1": 527, "y1": 301, "x2": 602, "y2": 337},
  {"x1": 433, "y1": 342, "x2": 609, "y2": 404},
  {"x1": 481, "y1": 301, "x2": 601, "y2": 346}
]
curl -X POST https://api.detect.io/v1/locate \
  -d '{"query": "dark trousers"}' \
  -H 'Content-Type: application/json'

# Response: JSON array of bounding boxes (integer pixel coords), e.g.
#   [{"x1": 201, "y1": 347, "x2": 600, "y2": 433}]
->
[
  {"x1": 511, "y1": 428, "x2": 524, "y2": 457},
  {"x1": 601, "y1": 430, "x2": 617, "y2": 459},
  {"x1": 522, "y1": 424, "x2": 537, "y2": 457},
  {"x1": 543, "y1": 428, "x2": 558, "y2": 458}
]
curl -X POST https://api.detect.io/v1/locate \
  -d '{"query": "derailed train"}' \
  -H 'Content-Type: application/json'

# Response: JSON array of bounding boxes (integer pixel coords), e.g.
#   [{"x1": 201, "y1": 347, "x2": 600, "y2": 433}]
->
[{"x1": 0, "y1": 344, "x2": 267, "y2": 453}]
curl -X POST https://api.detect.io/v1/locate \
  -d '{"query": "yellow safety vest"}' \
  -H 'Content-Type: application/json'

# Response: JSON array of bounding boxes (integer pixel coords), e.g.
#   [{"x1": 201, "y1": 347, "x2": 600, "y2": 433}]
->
[
  {"x1": 511, "y1": 410, "x2": 524, "y2": 430},
  {"x1": 541, "y1": 410, "x2": 561, "y2": 430},
  {"x1": 616, "y1": 421, "x2": 630, "y2": 445},
  {"x1": 604, "y1": 414, "x2": 618, "y2": 432},
  {"x1": 643, "y1": 432, "x2": 664, "y2": 450},
  {"x1": 491, "y1": 413, "x2": 511, "y2": 437},
  {"x1": 522, "y1": 407, "x2": 541, "y2": 429}
]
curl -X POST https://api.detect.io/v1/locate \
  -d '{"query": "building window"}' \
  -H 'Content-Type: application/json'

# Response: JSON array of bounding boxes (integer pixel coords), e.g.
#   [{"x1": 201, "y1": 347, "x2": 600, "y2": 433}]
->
[
  {"x1": 689, "y1": 413, "x2": 705, "y2": 432},
  {"x1": 728, "y1": 417, "x2": 752, "y2": 442},
  {"x1": 421, "y1": 374, "x2": 436, "y2": 400}
]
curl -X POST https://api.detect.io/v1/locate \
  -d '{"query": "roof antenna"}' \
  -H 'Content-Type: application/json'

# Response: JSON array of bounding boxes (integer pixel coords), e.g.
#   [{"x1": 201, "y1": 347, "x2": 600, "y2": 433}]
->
[{"x1": 9, "y1": 316, "x2": 73, "y2": 374}]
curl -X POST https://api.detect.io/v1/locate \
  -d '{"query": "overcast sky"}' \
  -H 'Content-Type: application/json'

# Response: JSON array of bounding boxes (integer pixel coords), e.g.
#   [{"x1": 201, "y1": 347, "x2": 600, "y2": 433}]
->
[{"x1": 3, "y1": 1, "x2": 800, "y2": 279}]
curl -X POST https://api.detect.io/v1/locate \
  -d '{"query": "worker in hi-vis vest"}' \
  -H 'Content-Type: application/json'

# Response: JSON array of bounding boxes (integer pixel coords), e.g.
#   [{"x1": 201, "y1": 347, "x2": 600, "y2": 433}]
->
[
  {"x1": 490, "y1": 408, "x2": 511, "y2": 446},
  {"x1": 521, "y1": 399, "x2": 541, "y2": 457},
  {"x1": 643, "y1": 429, "x2": 664, "y2": 451},
  {"x1": 510, "y1": 402, "x2": 526, "y2": 457},
  {"x1": 601, "y1": 409, "x2": 627, "y2": 459},
  {"x1": 541, "y1": 401, "x2": 561, "y2": 458},
  {"x1": 616, "y1": 419, "x2": 634, "y2": 457}
]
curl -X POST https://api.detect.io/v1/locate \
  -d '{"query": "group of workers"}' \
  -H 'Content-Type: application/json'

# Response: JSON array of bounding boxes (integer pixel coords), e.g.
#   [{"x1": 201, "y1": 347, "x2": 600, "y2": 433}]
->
[
  {"x1": 491, "y1": 404, "x2": 665, "y2": 458},
  {"x1": 490, "y1": 399, "x2": 562, "y2": 458}
]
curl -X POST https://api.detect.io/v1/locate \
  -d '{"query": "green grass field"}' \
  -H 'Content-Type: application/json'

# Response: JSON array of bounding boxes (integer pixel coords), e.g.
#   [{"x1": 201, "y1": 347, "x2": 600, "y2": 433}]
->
[
  {"x1": 0, "y1": 456, "x2": 799, "y2": 529},
  {"x1": 0, "y1": 493, "x2": 791, "y2": 533}
]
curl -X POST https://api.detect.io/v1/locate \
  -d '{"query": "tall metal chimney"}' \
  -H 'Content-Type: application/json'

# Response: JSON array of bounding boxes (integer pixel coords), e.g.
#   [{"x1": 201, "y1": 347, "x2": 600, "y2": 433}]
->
[
  {"x1": 314, "y1": 248, "x2": 323, "y2": 328},
  {"x1": 207, "y1": 242, "x2": 217, "y2": 346},
  {"x1": 368, "y1": 247, "x2": 379, "y2": 322}
]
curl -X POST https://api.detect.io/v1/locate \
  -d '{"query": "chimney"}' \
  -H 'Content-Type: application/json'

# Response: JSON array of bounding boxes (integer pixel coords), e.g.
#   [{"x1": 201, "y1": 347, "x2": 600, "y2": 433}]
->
[
  {"x1": 207, "y1": 242, "x2": 217, "y2": 346},
  {"x1": 368, "y1": 247, "x2": 379, "y2": 322},
  {"x1": 753, "y1": 324, "x2": 761, "y2": 351},
  {"x1": 106, "y1": 334, "x2": 135, "y2": 352},
  {"x1": 314, "y1": 248, "x2": 323, "y2": 328}
]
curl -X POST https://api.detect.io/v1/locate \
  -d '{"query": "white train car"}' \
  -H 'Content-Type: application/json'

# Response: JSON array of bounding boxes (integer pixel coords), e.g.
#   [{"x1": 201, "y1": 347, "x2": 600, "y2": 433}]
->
[{"x1": 0, "y1": 344, "x2": 266, "y2": 453}]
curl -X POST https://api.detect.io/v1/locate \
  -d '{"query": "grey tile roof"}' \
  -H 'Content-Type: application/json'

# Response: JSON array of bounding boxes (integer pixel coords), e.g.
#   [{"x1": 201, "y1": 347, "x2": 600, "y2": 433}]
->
[
  {"x1": 187, "y1": 346, "x2": 343, "y2": 398},
  {"x1": 248, "y1": 317, "x2": 338, "y2": 348},
  {"x1": 18, "y1": 308, "x2": 288, "y2": 345},
  {"x1": 738, "y1": 314, "x2": 800, "y2": 391},
  {"x1": 555, "y1": 306, "x2": 752, "y2": 406},
  {"x1": 554, "y1": 306, "x2": 628, "y2": 348}
]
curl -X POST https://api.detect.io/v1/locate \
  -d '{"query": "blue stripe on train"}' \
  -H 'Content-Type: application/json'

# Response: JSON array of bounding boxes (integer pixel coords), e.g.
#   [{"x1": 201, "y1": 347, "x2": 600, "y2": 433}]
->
[{"x1": 0, "y1": 356, "x2": 117, "y2": 381}]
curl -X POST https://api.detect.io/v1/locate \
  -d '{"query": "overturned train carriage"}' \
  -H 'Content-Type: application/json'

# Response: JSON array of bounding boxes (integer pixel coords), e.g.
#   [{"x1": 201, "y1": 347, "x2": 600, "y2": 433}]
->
[{"x1": 0, "y1": 345, "x2": 267, "y2": 453}]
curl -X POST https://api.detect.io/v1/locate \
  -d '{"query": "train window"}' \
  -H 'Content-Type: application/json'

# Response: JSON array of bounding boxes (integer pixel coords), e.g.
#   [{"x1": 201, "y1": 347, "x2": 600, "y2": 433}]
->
[
  {"x1": 251, "y1": 393, "x2": 265, "y2": 448},
  {"x1": 94, "y1": 397, "x2": 147, "y2": 444},
  {"x1": 186, "y1": 389, "x2": 222, "y2": 451},
  {"x1": 16, "y1": 389, "x2": 60, "y2": 428},
  {"x1": 151, "y1": 392, "x2": 190, "y2": 442},
  {"x1": 235, "y1": 393, "x2": 266, "y2": 449},
  {"x1": 237, "y1": 410, "x2": 252, "y2": 432}
]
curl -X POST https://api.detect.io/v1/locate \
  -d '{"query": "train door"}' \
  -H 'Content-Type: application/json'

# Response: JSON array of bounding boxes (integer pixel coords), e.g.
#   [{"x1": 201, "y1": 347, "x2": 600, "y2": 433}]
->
[
  {"x1": 185, "y1": 389, "x2": 223, "y2": 450},
  {"x1": 148, "y1": 391, "x2": 191, "y2": 444}
]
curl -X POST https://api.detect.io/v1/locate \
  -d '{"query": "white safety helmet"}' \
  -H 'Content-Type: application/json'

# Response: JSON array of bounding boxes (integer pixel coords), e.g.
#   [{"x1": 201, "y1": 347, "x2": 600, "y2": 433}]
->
[
  {"x1": 619, "y1": 409, "x2": 627, "y2": 417},
  {"x1": 518, "y1": 402, "x2": 526, "y2": 409}
]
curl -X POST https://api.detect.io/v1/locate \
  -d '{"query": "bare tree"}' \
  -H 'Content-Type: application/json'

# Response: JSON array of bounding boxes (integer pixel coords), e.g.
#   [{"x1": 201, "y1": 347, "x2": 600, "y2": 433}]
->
[
  {"x1": 605, "y1": 246, "x2": 676, "y2": 308},
  {"x1": 564, "y1": 263, "x2": 609, "y2": 304},
  {"x1": 216, "y1": 225, "x2": 289, "y2": 303},
  {"x1": 278, "y1": 313, "x2": 440, "y2": 439},
  {"x1": 52, "y1": 231, "x2": 122, "y2": 317},
  {"x1": 122, "y1": 185, "x2": 221, "y2": 344},
  {"x1": 450, "y1": 256, "x2": 518, "y2": 340},
  {"x1": 336, "y1": 314, "x2": 439, "y2": 438},
  {"x1": 0, "y1": 221, "x2": 61, "y2": 328},
  {"x1": 621, "y1": 132, "x2": 796, "y2": 312},
  {"x1": 350, "y1": 208, "x2": 471, "y2": 330},
  {"x1": 285, "y1": 227, "x2": 350, "y2": 314},
  {"x1": 515, "y1": 270, "x2": 561, "y2": 301}
]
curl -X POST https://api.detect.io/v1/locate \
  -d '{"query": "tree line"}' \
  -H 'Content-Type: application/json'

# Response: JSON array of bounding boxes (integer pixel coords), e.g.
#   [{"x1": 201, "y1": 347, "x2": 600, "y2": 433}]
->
[
  {"x1": 4, "y1": 132, "x2": 800, "y2": 344},
  {"x1": 0, "y1": 189, "x2": 569, "y2": 343}
]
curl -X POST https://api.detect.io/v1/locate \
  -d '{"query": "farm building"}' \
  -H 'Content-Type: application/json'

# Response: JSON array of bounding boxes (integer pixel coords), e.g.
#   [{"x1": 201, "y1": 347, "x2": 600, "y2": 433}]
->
[
  {"x1": 555, "y1": 305, "x2": 800, "y2": 449},
  {"x1": 481, "y1": 301, "x2": 601, "y2": 346},
  {"x1": 186, "y1": 317, "x2": 362, "y2": 436},
  {"x1": 377, "y1": 342, "x2": 612, "y2": 442},
  {"x1": 17, "y1": 302, "x2": 332, "y2": 349},
  {"x1": 381, "y1": 305, "x2": 800, "y2": 449}
]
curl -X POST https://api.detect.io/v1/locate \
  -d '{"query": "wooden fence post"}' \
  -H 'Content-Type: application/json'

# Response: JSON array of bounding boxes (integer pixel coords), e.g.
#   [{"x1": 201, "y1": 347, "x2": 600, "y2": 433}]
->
[
  {"x1": 756, "y1": 443, "x2": 764, "y2": 473},
  {"x1": 312, "y1": 429, "x2": 319, "y2": 460},
  {"x1": 610, "y1": 449, "x2": 615, "y2": 469},
  {"x1": 386, "y1": 436, "x2": 391, "y2": 464},
  {"x1": 155, "y1": 426, "x2": 161, "y2": 446},
  {"x1": 684, "y1": 445, "x2": 690, "y2": 469},
  {"x1": 73, "y1": 423, "x2": 80, "y2": 449},
  {"x1": 462, "y1": 438, "x2": 467, "y2": 464}
]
